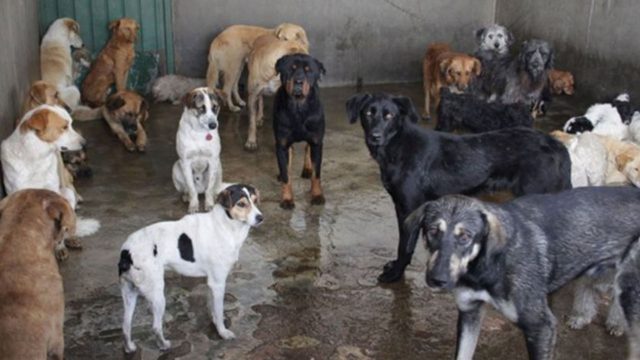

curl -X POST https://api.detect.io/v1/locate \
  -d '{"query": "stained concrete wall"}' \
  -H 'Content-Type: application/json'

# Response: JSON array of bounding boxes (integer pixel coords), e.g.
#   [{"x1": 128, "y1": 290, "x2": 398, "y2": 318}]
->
[
  {"x1": 496, "y1": 0, "x2": 640, "y2": 100},
  {"x1": 173, "y1": 0, "x2": 497, "y2": 86},
  {"x1": 0, "y1": 0, "x2": 40, "y2": 138}
]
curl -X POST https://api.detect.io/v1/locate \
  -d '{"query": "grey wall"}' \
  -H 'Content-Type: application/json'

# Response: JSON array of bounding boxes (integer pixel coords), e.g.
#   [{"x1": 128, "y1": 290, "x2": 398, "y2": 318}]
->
[
  {"x1": 496, "y1": 0, "x2": 640, "y2": 100},
  {"x1": 173, "y1": 0, "x2": 496, "y2": 86},
  {"x1": 0, "y1": 0, "x2": 40, "y2": 138}
]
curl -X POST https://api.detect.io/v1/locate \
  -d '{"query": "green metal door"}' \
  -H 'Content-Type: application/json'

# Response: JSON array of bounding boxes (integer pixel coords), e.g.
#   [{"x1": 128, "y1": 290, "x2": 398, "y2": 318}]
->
[{"x1": 38, "y1": 0, "x2": 175, "y2": 93}]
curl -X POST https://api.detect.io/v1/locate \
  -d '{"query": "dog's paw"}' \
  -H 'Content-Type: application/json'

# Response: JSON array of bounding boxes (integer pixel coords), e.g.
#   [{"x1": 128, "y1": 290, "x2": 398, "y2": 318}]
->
[
  {"x1": 422, "y1": 114, "x2": 432, "y2": 122},
  {"x1": 311, "y1": 194, "x2": 326, "y2": 205},
  {"x1": 55, "y1": 246, "x2": 69, "y2": 261},
  {"x1": 137, "y1": 145, "x2": 146, "y2": 152},
  {"x1": 378, "y1": 260, "x2": 404, "y2": 283},
  {"x1": 125, "y1": 144, "x2": 136, "y2": 152},
  {"x1": 236, "y1": 100, "x2": 246, "y2": 107},
  {"x1": 65, "y1": 236, "x2": 83, "y2": 249},
  {"x1": 187, "y1": 203, "x2": 200, "y2": 213},
  {"x1": 280, "y1": 199, "x2": 295, "y2": 210},
  {"x1": 124, "y1": 341, "x2": 137, "y2": 354},
  {"x1": 218, "y1": 328, "x2": 236, "y2": 340},
  {"x1": 228, "y1": 105, "x2": 242, "y2": 112},
  {"x1": 301, "y1": 168, "x2": 312, "y2": 179},
  {"x1": 158, "y1": 339, "x2": 172, "y2": 351},
  {"x1": 244, "y1": 141, "x2": 258, "y2": 151},
  {"x1": 204, "y1": 202, "x2": 214, "y2": 212},
  {"x1": 606, "y1": 322, "x2": 625, "y2": 337},
  {"x1": 566, "y1": 315, "x2": 590, "y2": 330}
]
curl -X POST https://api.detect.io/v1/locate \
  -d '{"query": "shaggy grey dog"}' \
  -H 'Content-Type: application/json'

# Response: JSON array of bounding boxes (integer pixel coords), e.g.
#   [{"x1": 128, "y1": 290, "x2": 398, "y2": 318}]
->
[
  {"x1": 473, "y1": 24, "x2": 515, "y2": 100},
  {"x1": 500, "y1": 39, "x2": 554, "y2": 106},
  {"x1": 152, "y1": 75, "x2": 206, "y2": 104}
]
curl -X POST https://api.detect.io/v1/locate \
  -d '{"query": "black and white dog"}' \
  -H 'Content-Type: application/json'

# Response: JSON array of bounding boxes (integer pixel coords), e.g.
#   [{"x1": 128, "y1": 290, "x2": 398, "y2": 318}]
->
[
  {"x1": 436, "y1": 87, "x2": 533, "y2": 133},
  {"x1": 346, "y1": 93, "x2": 571, "y2": 283},
  {"x1": 563, "y1": 93, "x2": 634, "y2": 140},
  {"x1": 472, "y1": 24, "x2": 515, "y2": 101},
  {"x1": 119, "y1": 184, "x2": 263, "y2": 353},
  {"x1": 405, "y1": 187, "x2": 640, "y2": 360}
]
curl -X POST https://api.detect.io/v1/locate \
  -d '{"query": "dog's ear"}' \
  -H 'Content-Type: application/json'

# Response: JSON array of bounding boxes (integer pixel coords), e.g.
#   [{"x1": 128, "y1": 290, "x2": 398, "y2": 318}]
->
[
  {"x1": 182, "y1": 91, "x2": 204, "y2": 109},
  {"x1": 439, "y1": 58, "x2": 453, "y2": 76},
  {"x1": 507, "y1": 29, "x2": 516, "y2": 46},
  {"x1": 472, "y1": 58, "x2": 482, "y2": 76},
  {"x1": 518, "y1": 41, "x2": 529, "y2": 68},
  {"x1": 404, "y1": 202, "x2": 429, "y2": 255},
  {"x1": 296, "y1": 30, "x2": 309, "y2": 48},
  {"x1": 545, "y1": 47, "x2": 555, "y2": 69},
  {"x1": 28, "y1": 83, "x2": 47, "y2": 105},
  {"x1": 216, "y1": 188, "x2": 233, "y2": 209},
  {"x1": 106, "y1": 95, "x2": 126, "y2": 112},
  {"x1": 275, "y1": 55, "x2": 292, "y2": 80},
  {"x1": 314, "y1": 58, "x2": 326, "y2": 78},
  {"x1": 64, "y1": 19, "x2": 80, "y2": 34},
  {"x1": 208, "y1": 89, "x2": 224, "y2": 113},
  {"x1": 20, "y1": 109, "x2": 49, "y2": 134},
  {"x1": 479, "y1": 209, "x2": 506, "y2": 256},
  {"x1": 108, "y1": 19, "x2": 121, "y2": 31},
  {"x1": 392, "y1": 96, "x2": 419, "y2": 123},
  {"x1": 616, "y1": 153, "x2": 635, "y2": 169},
  {"x1": 43, "y1": 195, "x2": 76, "y2": 241},
  {"x1": 474, "y1": 27, "x2": 486, "y2": 45},
  {"x1": 345, "y1": 93, "x2": 372, "y2": 124}
]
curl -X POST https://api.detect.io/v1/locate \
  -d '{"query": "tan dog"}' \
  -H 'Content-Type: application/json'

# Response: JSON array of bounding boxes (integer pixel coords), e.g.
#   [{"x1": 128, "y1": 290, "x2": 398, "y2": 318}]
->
[
  {"x1": 102, "y1": 90, "x2": 149, "y2": 152},
  {"x1": 0, "y1": 189, "x2": 76, "y2": 359},
  {"x1": 548, "y1": 69, "x2": 575, "y2": 95},
  {"x1": 82, "y1": 18, "x2": 139, "y2": 107},
  {"x1": 206, "y1": 23, "x2": 309, "y2": 112},
  {"x1": 423, "y1": 43, "x2": 481, "y2": 119},
  {"x1": 598, "y1": 135, "x2": 640, "y2": 186},
  {"x1": 244, "y1": 27, "x2": 309, "y2": 150}
]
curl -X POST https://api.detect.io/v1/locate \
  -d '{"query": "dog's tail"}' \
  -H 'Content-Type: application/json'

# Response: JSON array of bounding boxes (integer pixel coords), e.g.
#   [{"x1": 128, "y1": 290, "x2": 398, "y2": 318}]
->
[
  {"x1": 76, "y1": 216, "x2": 101, "y2": 237},
  {"x1": 206, "y1": 53, "x2": 219, "y2": 91},
  {"x1": 71, "y1": 105, "x2": 103, "y2": 121}
]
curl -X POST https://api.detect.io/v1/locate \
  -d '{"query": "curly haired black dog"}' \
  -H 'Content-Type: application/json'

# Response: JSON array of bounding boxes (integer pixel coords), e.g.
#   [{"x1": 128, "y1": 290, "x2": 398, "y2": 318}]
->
[
  {"x1": 436, "y1": 87, "x2": 533, "y2": 133},
  {"x1": 501, "y1": 39, "x2": 554, "y2": 107},
  {"x1": 273, "y1": 53, "x2": 326, "y2": 209},
  {"x1": 346, "y1": 93, "x2": 571, "y2": 283}
]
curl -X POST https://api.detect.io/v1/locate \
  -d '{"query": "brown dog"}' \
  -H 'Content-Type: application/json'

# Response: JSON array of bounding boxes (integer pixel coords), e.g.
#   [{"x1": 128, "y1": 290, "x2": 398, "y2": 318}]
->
[
  {"x1": 244, "y1": 26, "x2": 309, "y2": 150},
  {"x1": 548, "y1": 69, "x2": 575, "y2": 95},
  {"x1": 423, "y1": 43, "x2": 481, "y2": 119},
  {"x1": 102, "y1": 90, "x2": 149, "y2": 152},
  {"x1": 81, "y1": 18, "x2": 138, "y2": 107},
  {"x1": 206, "y1": 23, "x2": 309, "y2": 112},
  {"x1": 18, "y1": 81, "x2": 68, "y2": 126},
  {"x1": 0, "y1": 189, "x2": 76, "y2": 360}
]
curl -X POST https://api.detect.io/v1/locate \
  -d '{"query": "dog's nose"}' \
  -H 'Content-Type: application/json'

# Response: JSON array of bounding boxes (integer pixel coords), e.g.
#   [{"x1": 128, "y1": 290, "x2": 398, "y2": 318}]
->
[
  {"x1": 255, "y1": 214, "x2": 264, "y2": 224},
  {"x1": 370, "y1": 133, "x2": 382, "y2": 142},
  {"x1": 494, "y1": 42, "x2": 500, "y2": 49},
  {"x1": 208, "y1": 122, "x2": 217, "y2": 130},
  {"x1": 61, "y1": 146, "x2": 69, "y2": 151},
  {"x1": 426, "y1": 275, "x2": 448, "y2": 288}
]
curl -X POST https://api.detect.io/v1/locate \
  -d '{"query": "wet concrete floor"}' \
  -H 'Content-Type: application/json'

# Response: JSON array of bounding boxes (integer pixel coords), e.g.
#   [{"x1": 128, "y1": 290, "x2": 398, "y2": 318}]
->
[{"x1": 64, "y1": 83, "x2": 625, "y2": 359}]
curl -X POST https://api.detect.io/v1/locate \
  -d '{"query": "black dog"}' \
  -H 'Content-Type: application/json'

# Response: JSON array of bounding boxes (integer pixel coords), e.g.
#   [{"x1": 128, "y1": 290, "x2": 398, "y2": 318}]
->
[
  {"x1": 273, "y1": 53, "x2": 326, "y2": 209},
  {"x1": 346, "y1": 93, "x2": 571, "y2": 283},
  {"x1": 404, "y1": 187, "x2": 640, "y2": 359},
  {"x1": 436, "y1": 87, "x2": 533, "y2": 133},
  {"x1": 500, "y1": 39, "x2": 554, "y2": 107}
]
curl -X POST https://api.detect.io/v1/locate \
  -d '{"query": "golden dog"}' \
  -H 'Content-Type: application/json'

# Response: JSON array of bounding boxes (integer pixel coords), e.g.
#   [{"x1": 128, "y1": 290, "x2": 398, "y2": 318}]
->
[
  {"x1": 548, "y1": 69, "x2": 575, "y2": 95},
  {"x1": 0, "y1": 189, "x2": 76, "y2": 360},
  {"x1": 81, "y1": 18, "x2": 139, "y2": 107},
  {"x1": 102, "y1": 90, "x2": 149, "y2": 152},
  {"x1": 244, "y1": 25, "x2": 309, "y2": 150},
  {"x1": 423, "y1": 43, "x2": 481, "y2": 119},
  {"x1": 206, "y1": 23, "x2": 309, "y2": 112}
]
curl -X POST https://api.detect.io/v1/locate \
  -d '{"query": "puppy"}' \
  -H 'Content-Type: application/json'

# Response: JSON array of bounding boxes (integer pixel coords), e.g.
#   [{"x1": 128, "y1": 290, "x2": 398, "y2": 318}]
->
[
  {"x1": 405, "y1": 187, "x2": 640, "y2": 360},
  {"x1": 103, "y1": 90, "x2": 149, "y2": 152},
  {"x1": 472, "y1": 24, "x2": 515, "y2": 100},
  {"x1": 245, "y1": 25, "x2": 309, "y2": 150},
  {"x1": 152, "y1": 75, "x2": 206, "y2": 104},
  {"x1": 436, "y1": 87, "x2": 533, "y2": 133},
  {"x1": 551, "y1": 131, "x2": 609, "y2": 187},
  {"x1": 119, "y1": 184, "x2": 263, "y2": 353},
  {"x1": 40, "y1": 18, "x2": 84, "y2": 109},
  {"x1": 82, "y1": 18, "x2": 139, "y2": 107},
  {"x1": 172, "y1": 87, "x2": 223, "y2": 213},
  {"x1": 273, "y1": 54, "x2": 326, "y2": 209},
  {"x1": 612, "y1": 93, "x2": 635, "y2": 124},
  {"x1": 500, "y1": 39, "x2": 554, "y2": 107},
  {"x1": 346, "y1": 93, "x2": 571, "y2": 283},
  {"x1": 422, "y1": 43, "x2": 481, "y2": 119},
  {"x1": 0, "y1": 189, "x2": 75, "y2": 359},
  {"x1": 564, "y1": 101, "x2": 629, "y2": 140},
  {"x1": 206, "y1": 23, "x2": 309, "y2": 112},
  {"x1": 547, "y1": 69, "x2": 575, "y2": 95}
]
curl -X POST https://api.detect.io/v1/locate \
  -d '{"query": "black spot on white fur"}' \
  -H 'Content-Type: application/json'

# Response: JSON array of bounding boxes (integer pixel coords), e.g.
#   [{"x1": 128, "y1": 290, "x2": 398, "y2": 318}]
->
[
  {"x1": 118, "y1": 249, "x2": 133, "y2": 276},
  {"x1": 178, "y1": 233, "x2": 195, "y2": 262},
  {"x1": 153, "y1": 244, "x2": 157, "y2": 257}
]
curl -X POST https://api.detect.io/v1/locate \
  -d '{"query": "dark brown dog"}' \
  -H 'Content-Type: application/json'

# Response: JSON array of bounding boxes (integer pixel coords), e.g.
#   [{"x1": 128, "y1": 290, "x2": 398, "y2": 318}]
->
[
  {"x1": 548, "y1": 69, "x2": 575, "y2": 95},
  {"x1": 103, "y1": 90, "x2": 149, "y2": 152},
  {"x1": 423, "y1": 43, "x2": 481, "y2": 119},
  {"x1": 0, "y1": 189, "x2": 76, "y2": 359},
  {"x1": 82, "y1": 18, "x2": 138, "y2": 107}
]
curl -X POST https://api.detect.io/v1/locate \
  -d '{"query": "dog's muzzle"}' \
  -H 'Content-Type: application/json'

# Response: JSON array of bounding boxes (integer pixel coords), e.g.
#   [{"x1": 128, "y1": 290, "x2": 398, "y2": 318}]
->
[
  {"x1": 426, "y1": 273, "x2": 449, "y2": 289},
  {"x1": 367, "y1": 132, "x2": 383, "y2": 146},
  {"x1": 208, "y1": 122, "x2": 217, "y2": 130},
  {"x1": 292, "y1": 79, "x2": 305, "y2": 97},
  {"x1": 494, "y1": 42, "x2": 501, "y2": 49}
]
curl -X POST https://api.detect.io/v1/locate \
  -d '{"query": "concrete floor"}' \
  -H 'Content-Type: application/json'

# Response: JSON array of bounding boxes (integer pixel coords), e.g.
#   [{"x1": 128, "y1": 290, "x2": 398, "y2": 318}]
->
[{"x1": 64, "y1": 83, "x2": 626, "y2": 359}]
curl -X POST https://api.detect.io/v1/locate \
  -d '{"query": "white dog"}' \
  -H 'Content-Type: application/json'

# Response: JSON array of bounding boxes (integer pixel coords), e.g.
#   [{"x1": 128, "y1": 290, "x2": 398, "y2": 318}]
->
[
  {"x1": 563, "y1": 95, "x2": 630, "y2": 141},
  {"x1": 1, "y1": 105, "x2": 99, "y2": 237},
  {"x1": 551, "y1": 130, "x2": 609, "y2": 187},
  {"x1": 119, "y1": 184, "x2": 263, "y2": 353},
  {"x1": 172, "y1": 87, "x2": 223, "y2": 213},
  {"x1": 152, "y1": 75, "x2": 206, "y2": 104}
]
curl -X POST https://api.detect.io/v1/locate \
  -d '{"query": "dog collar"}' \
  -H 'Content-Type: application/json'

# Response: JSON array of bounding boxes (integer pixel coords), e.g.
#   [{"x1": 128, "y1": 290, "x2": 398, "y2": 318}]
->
[{"x1": 206, "y1": 133, "x2": 212, "y2": 141}]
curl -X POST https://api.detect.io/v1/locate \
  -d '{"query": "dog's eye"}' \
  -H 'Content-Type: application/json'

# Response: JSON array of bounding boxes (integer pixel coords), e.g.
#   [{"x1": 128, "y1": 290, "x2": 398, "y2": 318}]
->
[
  {"x1": 237, "y1": 202, "x2": 247, "y2": 208},
  {"x1": 498, "y1": 33, "x2": 503, "y2": 38},
  {"x1": 304, "y1": 66, "x2": 310, "y2": 72},
  {"x1": 427, "y1": 227, "x2": 439, "y2": 237},
  {"x1": 63, "y1": 125, "x2": 69, "y2": 130},
  {"x1": 457, "y1": 232, "x2": 472, "y2": 246},
  {"x1": 292, "y1": 64, "x2": 297, "y2": 70},
  {"x1": 365, "y1": 111, "x2": 372, "y2": 117},
  {"x1": 212, "y1": 105, "x2": 219, "y2": 112},
  {"x1": 488, "y1": 34, "x2": 493, "y2": 39},
  {"x1": 385, "y1": 113, "x2": 393, "y2": 120}
]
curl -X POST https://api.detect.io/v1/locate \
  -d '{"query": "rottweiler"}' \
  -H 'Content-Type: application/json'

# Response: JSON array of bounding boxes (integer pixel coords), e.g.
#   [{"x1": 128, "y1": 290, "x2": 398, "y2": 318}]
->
[{"x1": 273, "y1": 53, "x2": 326, "y2": 209}]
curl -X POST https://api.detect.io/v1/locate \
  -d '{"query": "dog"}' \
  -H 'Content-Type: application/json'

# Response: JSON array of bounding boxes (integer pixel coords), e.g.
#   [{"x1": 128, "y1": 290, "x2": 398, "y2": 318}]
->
[
  {"x1": 547, "y1": 69, "x2": 575, "y2": 95},
  {"x1": 102, "y1": 90, "x2": 149, "y2": 152},
  {"x1": 172, "y1": 87, "x2": 223, "y2": 213},
  {"x1": 152, "y1": 75, "x2": 206, "y2": 104},
  {"x1": 40, "y1": 18, "x2": 85, "y2": 110},
  {"x1": 82, "y1": 18, "x2": 138, "y2": 107},
  {"x1": 564, "y1": 100, "x2": 629, "y2": 140},
  {"x1": 119, "y1": 184, "x2": 263, "y2": 353},
  {"x1": 0, "y1": 189, "x2": 75, "y2": 359},
  {"x1": 273, "y1": 54, "x2": 326, "y2": 209},
  {"x1": 472, "y1": 24, "x2": 515, "y2": 101},
  {"x1": 551, "y1": 131, "x2": 610, "y2": 187},
  {"x1": 346, "y1": 93, "x2": 571, "y2": 283},
  {"x1": 612, "y1": 93, "x2": 636, "y2": 124},
  {"x1": 500, "y1": 39, "x2": 554, "y2": 107},
  {"x1": 422, "y1": 43, "x2": 481, "y2": 119},
  {"x1": 206, "y1": 23, "x2": 309, "y2": 112},
  {"x1": 245, "y1": 25, "x2": 309, "y2": 150},
  {"x1": 404, "y1": 186, "x2": 640, "y2": 360},
  {"x1": 436, "y1": 87, "x2": 533, "y2": 133}
]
